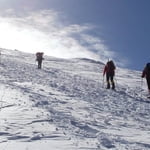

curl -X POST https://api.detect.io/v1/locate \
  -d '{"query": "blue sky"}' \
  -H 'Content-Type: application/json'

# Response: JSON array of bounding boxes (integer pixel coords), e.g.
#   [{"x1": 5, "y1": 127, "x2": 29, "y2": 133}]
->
[{"x1": 0, "y1": 0, "x2": 150, "y2": 70}]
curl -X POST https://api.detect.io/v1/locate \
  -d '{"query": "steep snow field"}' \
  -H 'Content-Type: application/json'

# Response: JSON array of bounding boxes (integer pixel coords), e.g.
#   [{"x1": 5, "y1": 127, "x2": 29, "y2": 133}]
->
[{"x1": 0, "y1": 49, "x2": 150, "y2": 150}]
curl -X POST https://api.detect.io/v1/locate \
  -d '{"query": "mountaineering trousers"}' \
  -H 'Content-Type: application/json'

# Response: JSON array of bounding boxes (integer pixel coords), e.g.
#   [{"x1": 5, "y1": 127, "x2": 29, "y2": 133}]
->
[
  {"x1": 146, "y1": 76, "x2": 150, "y2": 90},
  {"x1": 106, "y1": 73, "x2": 115, "y2": 89},
  {"x1": 37, "y1": 60, "x2": 42, "y2": 69}
]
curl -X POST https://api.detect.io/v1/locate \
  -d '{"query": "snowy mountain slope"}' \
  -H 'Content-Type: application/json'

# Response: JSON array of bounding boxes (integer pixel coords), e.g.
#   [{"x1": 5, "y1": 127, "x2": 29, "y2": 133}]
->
[{"x1": 0, "y1": 49, "x2": 150, "y2": 150}]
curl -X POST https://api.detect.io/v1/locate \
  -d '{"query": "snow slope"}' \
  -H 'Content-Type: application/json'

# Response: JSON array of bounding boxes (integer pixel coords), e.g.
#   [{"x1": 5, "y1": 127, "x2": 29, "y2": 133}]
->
[{"x1": 0, "y1": 49, "x2": 150, "y2": 150}]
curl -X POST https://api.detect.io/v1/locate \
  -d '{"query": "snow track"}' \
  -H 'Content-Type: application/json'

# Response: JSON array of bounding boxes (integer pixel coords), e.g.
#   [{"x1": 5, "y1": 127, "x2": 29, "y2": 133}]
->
[{"x1": 0, "y1": 49, "x2": 150, "y2": 150}]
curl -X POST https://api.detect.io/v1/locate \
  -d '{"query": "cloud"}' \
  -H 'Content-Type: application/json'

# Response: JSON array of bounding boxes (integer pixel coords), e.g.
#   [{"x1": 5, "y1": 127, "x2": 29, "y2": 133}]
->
[{"x1": 0, "y1": 9, "x2": 127, "y2": 66}]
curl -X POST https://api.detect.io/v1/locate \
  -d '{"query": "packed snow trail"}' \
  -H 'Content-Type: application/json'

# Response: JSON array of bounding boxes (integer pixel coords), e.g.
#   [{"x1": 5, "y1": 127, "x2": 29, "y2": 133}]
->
[{"x1": 0, "y1": 49, "x2": 150, "y2": 150}]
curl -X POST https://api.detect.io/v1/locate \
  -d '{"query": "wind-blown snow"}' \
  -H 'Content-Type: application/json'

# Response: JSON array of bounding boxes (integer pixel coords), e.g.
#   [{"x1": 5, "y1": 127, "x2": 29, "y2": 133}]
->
[{"x1": 0, "y1": 49, "x2": 150, "y2": 150}]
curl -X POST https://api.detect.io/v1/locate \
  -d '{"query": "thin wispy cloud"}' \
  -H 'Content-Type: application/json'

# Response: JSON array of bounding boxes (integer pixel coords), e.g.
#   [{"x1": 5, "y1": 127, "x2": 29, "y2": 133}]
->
[{"x1": 0, "y1": 9, "x2": 127, "y2": 66}]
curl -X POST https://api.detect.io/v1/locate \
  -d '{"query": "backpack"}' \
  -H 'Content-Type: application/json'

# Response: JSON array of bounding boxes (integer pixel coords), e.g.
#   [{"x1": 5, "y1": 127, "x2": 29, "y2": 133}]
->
[
  {"x1": 146, "y1": 63, "x2": 150, "y2": 74},
  {"x1": 107, "y1": 60, "x2": 115, "y2": 72},
  {"x1": 36, "y1": 52, "x2": 44, "y2": 61}
]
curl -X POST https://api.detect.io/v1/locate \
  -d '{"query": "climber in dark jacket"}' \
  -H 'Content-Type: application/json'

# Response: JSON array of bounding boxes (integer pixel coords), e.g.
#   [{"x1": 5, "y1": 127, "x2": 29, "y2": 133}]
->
[
  {"x1": 141, "y1": 63, "x2": 150, "y2": 94},
  {"x1": 36, "y1": 52, "x2": 44, "y2": 69},
  {"x1": 103, "y1": 60, "x2": 116, "y2": 89}
]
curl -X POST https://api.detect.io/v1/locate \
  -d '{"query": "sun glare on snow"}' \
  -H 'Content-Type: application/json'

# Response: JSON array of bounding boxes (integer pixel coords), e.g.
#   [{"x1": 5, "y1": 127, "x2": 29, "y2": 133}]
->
[{"x1": 0, "y1": 21, "x2": 48, "y2": 53}]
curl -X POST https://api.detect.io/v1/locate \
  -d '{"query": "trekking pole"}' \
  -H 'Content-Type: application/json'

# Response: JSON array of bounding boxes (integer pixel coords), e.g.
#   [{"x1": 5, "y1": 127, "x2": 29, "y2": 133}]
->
[
  {"x1": 140, "y1": 78, "x2": 143, "y2": 97},
  {"x1": 0, "y1": 50, "x2": 1, "y2": 64},
  {"x1": 114, "y1": 76, "x2": 117, "y2": 88},
  {"x1": 102, "y1": 75, "x2": 105, "y2": 88},
  {"x1": 141, "y1": 78, "x2": 143, "y2": 88}
]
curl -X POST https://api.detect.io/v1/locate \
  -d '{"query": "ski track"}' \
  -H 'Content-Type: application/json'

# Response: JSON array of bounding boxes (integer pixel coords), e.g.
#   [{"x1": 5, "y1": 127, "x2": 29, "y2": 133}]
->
[{"x1": 0, "y1": 49, "x2": 150, "y2": 150}]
